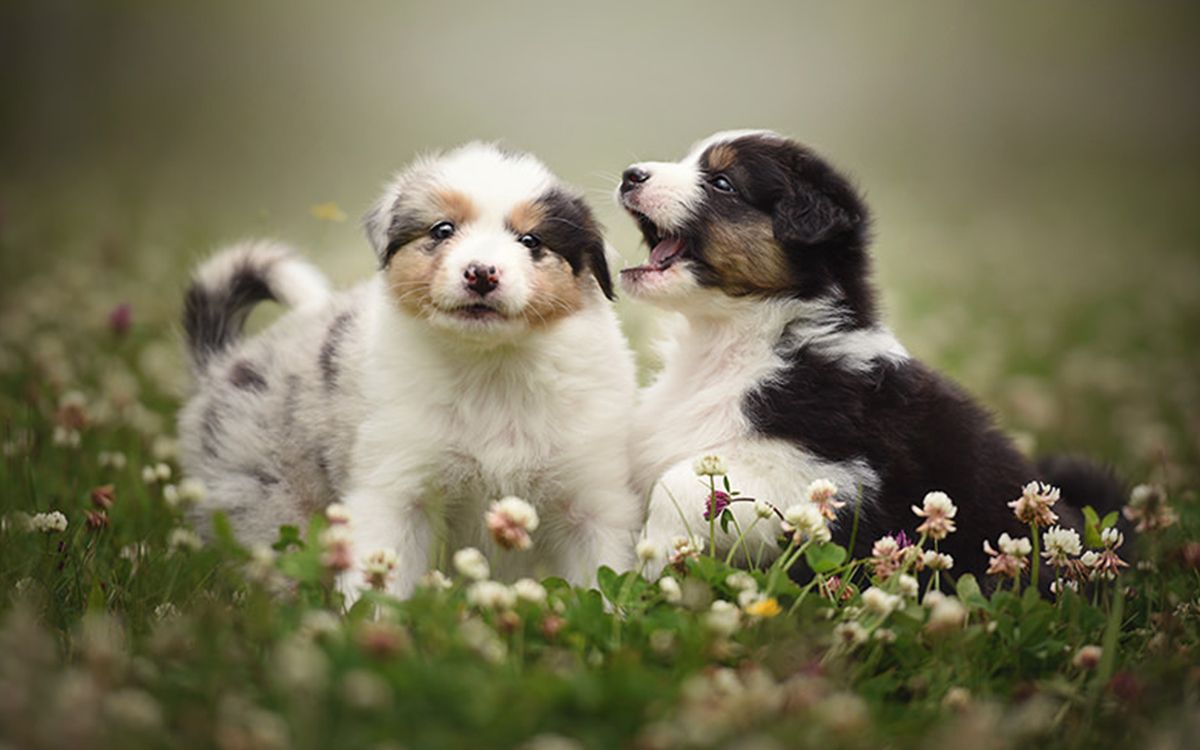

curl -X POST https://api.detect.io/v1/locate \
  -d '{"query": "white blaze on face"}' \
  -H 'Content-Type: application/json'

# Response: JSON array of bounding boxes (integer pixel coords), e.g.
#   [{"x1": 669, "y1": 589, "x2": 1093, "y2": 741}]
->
[
  {"x1": 620, "y1": 160, "x2": 704, "y2": 233},
  {"x1": 431, "y1": 224, "x2": 535, "y2": 316}
]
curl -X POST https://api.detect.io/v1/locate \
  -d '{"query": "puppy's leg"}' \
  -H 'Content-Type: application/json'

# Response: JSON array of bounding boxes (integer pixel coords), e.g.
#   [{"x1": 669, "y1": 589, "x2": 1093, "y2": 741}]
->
[
  {"x1": 549, "y1": 485, "x2": 640, "y2": 587},
  {"x1": 338, "y1": 481, "x2": 435, "y2": 603},
  {"x1": 640, "y1": 439, "x2": 864, "y2": 577}
]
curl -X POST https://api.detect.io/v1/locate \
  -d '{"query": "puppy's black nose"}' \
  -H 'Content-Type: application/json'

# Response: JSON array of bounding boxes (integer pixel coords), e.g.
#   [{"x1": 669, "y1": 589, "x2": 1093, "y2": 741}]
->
[
  {"x1": 464, "y1": 263, "x2": 499, "y2": 296},
  {"x1": 620, "y1": 167, "x2": 650, "y2": 194}
]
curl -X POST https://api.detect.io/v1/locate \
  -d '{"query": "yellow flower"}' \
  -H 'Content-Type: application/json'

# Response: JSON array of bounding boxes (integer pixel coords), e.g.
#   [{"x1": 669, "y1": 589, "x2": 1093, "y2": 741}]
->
[
  {"x1": 744, "y1": 597, "x2": 782, "y2": 619},
  {"x1": 310, "y1": 202, "x2": 347, "y2": 222}
]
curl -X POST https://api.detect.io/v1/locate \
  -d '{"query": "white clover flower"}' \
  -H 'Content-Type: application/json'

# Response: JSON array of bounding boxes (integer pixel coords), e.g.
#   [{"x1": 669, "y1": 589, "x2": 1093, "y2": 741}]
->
[
  {"x1": 325, "y1": 503, "x2": 351, "y2": 525},
  {"x1": 659, "y1": 577, "x2": 682, "y2": 604},
  {"x1": 781, "y1": 502, "x2": 831, "y2": 544},
  {"x1": 30, "y1": 511, "x2": 68, "y2": 533},
  {"x1": 155, "y1": 463, "x2": 172, "y2": 481},
  {"x1": 898, "y1": 574, "x2": 919, "y2": 599},
  {"x1": 926, "y1": 596, "x2": 968, "y2": 632},
  {"x1": 998, "y1": 533, "x2": 1032, "y2": 557},
  {"x1": 805, "y1": 479, "x2": 845, "y2": 521},
  {"x1": 512, "y1": 578, "x2": 548, "y2": 604},
  {"x1": 725, "y1": 572, "x2": 758, "y2": 593},
  {"x1": 299, "y1": 610, "x2": 341, "y2": 640},
  {"x1": 466, "y1": 580, "x2": 517, "y2": 610},
  {"x1": 668, "y1": 535, "x2": 705, "y2": 566},
  {"x1": 52, "y1": 426, "x2": 81, "y2": 448},
  {"x1": 922, "y1": 550, "x2": 954, "y2": 571},
  {"x1": 873, "y1": 628, "x2": 897, "y2": 643},
  {"x1": 176, "y1": 478, "x2": 206, "y2": 504},
  {"x1": 753, "y1": 500, "x2": 775, "y2": 519},
  {"x1": 320, "y1": 526, "x2": 354, "y2": 573},
  {"x1": 1072, "y1": 644, "x2": 1102, "y2": 670},
  {"x1": 485, "y1": 496, "x2": 539, "y2": 551},
  {"x1": 2, "y1": 511, "x2": 32, "y2": 533},
  {"x1": 453, "y1": 547, "x2": 490, "y2": 581},
  {"x1": 459, "y1": 618, "x2": 506, "y2": 664},
  {"x1": 636, "y1": 539, "x2": 663, "y2": 564},
  {"x1": 737, "y1": 589, "x2": 763, "y2": 609},
  {"x1": 1049, "y1": 579, "x2": 1079, "y2": 596},
  {"x1": 806, "y1": 478, "x2": 838, "y2": 504},
  {"x1": 1080, "y1": 550, "x2": 1100, "y2": 568},
  {"x1": 861, "y1": 587, "x2": 902, "y2": 617},
  {"x1": 167, "y1": 528, "x2": 202, "y2": 552},
  {"x1": 341, "y1": 669, "x2": 391, "y2": 711},
  {"x1": 1009, "y1": 481, "x2": 1060, "y2": 527},
  {"x1": 362, "y1": 548, "x2": 398, "y2": 591},
  {"x1": 705, "y1": 600, "x2": 741, "y2": 637},
  {"x1": 923, "y1": 590, "x2": 947, "y2": 608},
  {"x1": 1100, "y1": 527, "x2": 1124, "y2": 549},
  {"x1": 692, "y1": 454, "x2": 727, "y2": 477},
  {"x1": 1042, "y1": 526, "x2": 1082, "y2": 566},
  {"x1": 833, "y1": 621, "x2": 869, "y2": 646},
  {"x1": 141, "y1": 465, "x2": 159, "y2": 484},
  {"x1": 418, "y1": 570, "x2": 453, "y2": 591},
  {"x1": 942, "y1": 687, "x2": 972, "y2": 712},
  {"x1": 98, "y1": 450, "x2": 127, "y2": 470},
  {"x1": 272, "y1": 633, "x2": 329, "y2": 694},
  {"x1": 912, "y1": 491, "x2": 958, "y2": 540}
]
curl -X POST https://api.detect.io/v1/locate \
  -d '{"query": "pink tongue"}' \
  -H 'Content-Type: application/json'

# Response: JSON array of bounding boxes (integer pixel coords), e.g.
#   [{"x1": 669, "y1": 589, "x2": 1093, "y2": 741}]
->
[{"x1": 650, "y1": 237, "x2": 685, "y2": 268}]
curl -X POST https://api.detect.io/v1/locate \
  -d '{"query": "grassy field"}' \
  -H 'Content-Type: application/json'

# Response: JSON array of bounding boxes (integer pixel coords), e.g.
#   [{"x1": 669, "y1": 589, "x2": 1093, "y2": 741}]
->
[{"x1": 1, "y1": 182, "x2": 1199, "y2": 749}]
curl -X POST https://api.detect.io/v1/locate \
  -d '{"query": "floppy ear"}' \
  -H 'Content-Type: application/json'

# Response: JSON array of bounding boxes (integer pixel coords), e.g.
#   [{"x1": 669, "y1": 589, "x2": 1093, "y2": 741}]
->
[
  {"x1": 587, "y1": 242, "x2": 616, "y2": 301},
  {"x1": 772, "y1": 184, "x2": 860, "y2": 247},
  {"x1": 362, "y1": 201, "x2": 390, "y2": 267}
]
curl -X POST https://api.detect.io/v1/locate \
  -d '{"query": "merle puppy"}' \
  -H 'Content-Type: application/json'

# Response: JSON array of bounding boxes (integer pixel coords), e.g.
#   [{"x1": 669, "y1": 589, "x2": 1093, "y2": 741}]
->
[{"x1": 617, "y1": 129, "x2": 1124, "y2": 584}]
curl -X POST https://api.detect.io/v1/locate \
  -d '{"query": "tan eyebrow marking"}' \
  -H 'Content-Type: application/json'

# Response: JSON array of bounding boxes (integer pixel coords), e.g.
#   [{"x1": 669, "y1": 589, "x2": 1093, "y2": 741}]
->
[
  {"x1": 430, "y1": 189, "x2": 479, "y2": 226},
  {"x1": 704, "y1": 143, "x2": 738, "y2": 172},
  {"x1": 507, "y1": 200, "x2": 548, "y2": 235}
]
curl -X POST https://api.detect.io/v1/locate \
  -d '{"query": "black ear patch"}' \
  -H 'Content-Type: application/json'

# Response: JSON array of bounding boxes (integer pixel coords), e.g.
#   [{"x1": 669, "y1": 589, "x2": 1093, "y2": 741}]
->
[
  {"x1": 536, "y1": 189, "x2": 615, "y2": 301},
  {"x1": 771, "y1": 150, "x2": 867, "y2": 248},
  {"x1": 773, "y1": 188, "x2": 859, "y2": 247}
]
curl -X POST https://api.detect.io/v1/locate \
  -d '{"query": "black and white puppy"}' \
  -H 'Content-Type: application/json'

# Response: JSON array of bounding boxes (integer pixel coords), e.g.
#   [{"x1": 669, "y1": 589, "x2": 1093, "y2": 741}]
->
[{"x1": 617, "y1": 130, "x2": 1122, "y2": 581}]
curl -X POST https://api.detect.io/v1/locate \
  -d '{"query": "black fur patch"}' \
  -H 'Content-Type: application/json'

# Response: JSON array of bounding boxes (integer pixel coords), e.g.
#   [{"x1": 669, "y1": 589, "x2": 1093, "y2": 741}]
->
[
  {"x1": 381, "y1": 212, "x2": 433, "y2": 268},
  {"x1": 183, "y1": 264, "x2": 274, "y2": 368},
  {"x1": 229, "y1": 360, "x2": 267, "y2": 392},
  {"x1": 318, "y1": 311, "x2": 355, "y2": 392},
  {"x1": 528, "y1": 189, "x2": 615, "y2": 300},
  {"x1": 744, "y1": 350, "x2": 1038, "y2": 580}
]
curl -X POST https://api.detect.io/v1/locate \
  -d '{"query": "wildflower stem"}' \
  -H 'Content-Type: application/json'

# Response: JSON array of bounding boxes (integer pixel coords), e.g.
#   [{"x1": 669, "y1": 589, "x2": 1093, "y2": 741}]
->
[
  {"x1": 724, "y1": 513, "x2": 757, "y2": 566},
  {"x1": 707, "y1": 476, "x2": 718, "y2": 560},
  {"x1": 1029, "y1": 520, "x2": 1041, "y2": 593}
]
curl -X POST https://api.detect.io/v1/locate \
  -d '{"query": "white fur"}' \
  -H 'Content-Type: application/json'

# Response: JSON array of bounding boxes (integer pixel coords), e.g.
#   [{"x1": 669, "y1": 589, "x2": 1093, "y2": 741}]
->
[
  {"x1": 181, "y1": 145, "x2": 640, "y2": 600},
  {"x1": 193, "y1": 239, "x2": 331, "y2": 310},
  {"x1": 343, "y1": 281, "x2": 639, "y2": 595},
  {"x1": 630, "y1": 298, "x2": 883, "y2": 574}
]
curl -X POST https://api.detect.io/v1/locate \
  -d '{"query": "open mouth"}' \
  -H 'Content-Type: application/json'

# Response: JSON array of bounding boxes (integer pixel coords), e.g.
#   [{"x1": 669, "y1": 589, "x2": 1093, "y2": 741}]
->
[{"x1": 622, "y1": 209, "x2": 691, "y2": 275}]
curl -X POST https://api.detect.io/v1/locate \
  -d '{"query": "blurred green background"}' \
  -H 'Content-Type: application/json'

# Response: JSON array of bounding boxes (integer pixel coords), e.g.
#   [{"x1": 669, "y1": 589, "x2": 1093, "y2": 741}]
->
[{"x1": 2, "y1": 1, "x2": 1198, "y2": 480}]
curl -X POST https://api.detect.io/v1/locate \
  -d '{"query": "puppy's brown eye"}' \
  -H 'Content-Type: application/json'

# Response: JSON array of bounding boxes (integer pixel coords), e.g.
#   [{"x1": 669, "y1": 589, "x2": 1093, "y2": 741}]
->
[
  {"x1": 518, "y1": 233, "x2": 542, "y2": 251},
  {"x1": 710, "y1": 175, "x2": 735, "y2": 193},
  {"x1": 430, "y1": 221, "x2": 456, "y2": 241}
]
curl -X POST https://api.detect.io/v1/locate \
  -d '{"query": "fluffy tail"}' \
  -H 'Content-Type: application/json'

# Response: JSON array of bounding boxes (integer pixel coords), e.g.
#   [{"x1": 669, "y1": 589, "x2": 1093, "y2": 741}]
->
[{"x1": 183, "y1": 240, "x2": 330, "y2": 371}]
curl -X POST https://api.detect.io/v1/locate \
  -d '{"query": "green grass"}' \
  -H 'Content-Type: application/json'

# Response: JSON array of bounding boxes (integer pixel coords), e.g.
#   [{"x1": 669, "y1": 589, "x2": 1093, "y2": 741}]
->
[{"x1": 1, "y1": 196, "x2": 1199, "y2": 750}]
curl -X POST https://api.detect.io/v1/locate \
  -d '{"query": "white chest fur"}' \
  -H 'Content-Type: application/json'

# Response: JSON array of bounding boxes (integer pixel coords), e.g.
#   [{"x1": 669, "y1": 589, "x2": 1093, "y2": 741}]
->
[{"x1": 631, "y1": 303, "x2": 797, "y2": 494}]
